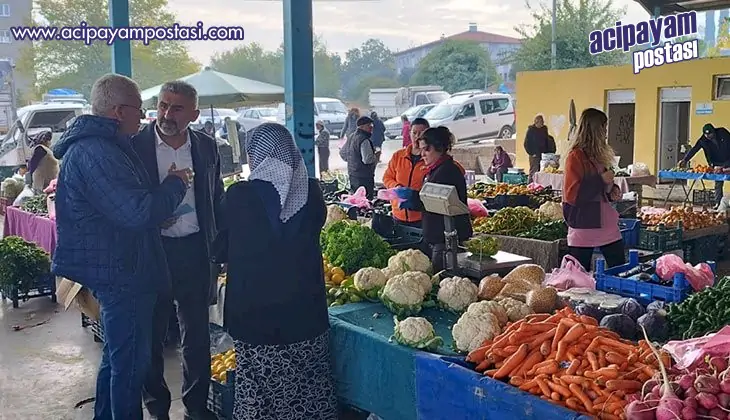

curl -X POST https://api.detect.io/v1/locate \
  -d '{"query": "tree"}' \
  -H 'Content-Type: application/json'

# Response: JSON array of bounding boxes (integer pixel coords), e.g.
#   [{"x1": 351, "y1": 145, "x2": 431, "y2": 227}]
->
[
  {"x1": 512, "y1": 0, "x2": 628, "y2": 71},
  {"x1": 708, "y1": 18, "x2": 730, "y2": 56},
  {"x1": 16, "y1": 0, "x2": 200, "y2": 98},
  {"x1": 341, "y1": 39, "x2": 397, "y2": 99},
  {"x1": 410, "y1": 40, "x2": 500, "y2": 93},
  {"x1": 210, "y1": 37, "x2": 342, "y2": 97}
]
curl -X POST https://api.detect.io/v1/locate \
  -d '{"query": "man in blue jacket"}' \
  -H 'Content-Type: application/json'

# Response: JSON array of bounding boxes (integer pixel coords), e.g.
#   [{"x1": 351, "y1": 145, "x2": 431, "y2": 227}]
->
[{"x1": 52, "y1": 73, "x2": 191, "y2": 419}]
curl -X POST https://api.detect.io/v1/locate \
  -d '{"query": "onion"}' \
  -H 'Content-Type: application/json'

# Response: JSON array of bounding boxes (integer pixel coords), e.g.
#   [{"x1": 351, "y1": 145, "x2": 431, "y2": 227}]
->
[
  {"x1": 625, "y1": 400, "x2": 656, "y2": 420},
  {"x1": 640, "y1": 326, "x2": 684, "y2": 420},
  {"x1": 718, "y1": 393, "x2": 730, "y2": 409},
  {"x1": 681, "y1": 406, "x2": 698, "y2": 419},
  {"x1": 696, "y1": 375, "x2": 721, "y2": 394},
  {"x1": 720, "y1": 379, "x2": 730, "y2": 395},
  {"x1": 679, "y1": 374, "x2": 697, "y2": 390},
  {"x1": 697, "y1": 392, "x2": 719, "y2": 410}
]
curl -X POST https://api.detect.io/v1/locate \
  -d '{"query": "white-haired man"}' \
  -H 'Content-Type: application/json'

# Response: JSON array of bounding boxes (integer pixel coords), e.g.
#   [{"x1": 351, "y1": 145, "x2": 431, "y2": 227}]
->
[{"x1": 52, "y1": 73, "x2": 192, "y2": 419}]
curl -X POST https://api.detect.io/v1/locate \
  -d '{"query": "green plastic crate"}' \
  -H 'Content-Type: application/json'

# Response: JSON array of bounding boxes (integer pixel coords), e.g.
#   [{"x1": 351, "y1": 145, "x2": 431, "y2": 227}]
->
[
  {"x1": 502, "y1": 173, "x2": 528, "y2": 185},
  {"x1": 638, "y1": 222, "x2": 683, "y2": 252}
]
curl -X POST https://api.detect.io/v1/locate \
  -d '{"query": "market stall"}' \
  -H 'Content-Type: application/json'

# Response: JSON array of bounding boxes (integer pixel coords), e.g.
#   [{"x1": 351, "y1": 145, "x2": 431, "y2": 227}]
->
[{"x1": 657, "y1": 168, "x2": 729, "y2": 206}]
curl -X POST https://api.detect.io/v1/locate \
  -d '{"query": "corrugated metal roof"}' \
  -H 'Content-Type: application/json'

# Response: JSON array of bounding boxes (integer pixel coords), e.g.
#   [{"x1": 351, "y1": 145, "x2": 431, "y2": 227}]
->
[
  {"x1": 634, "y1": 0, "x2": 730, "y2": 14},
  {"x1": 394, "y1": 30, "x2": 521, "y2": 57}
]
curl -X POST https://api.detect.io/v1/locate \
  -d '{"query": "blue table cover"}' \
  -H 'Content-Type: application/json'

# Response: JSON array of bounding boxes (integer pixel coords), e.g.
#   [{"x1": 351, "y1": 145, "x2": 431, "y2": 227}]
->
[
  {"x1": 658, "y1": 170, "x2": 730, "y2": 181},
  {"x1": 415, "y1": 354, "x2": 592, "y2": 420}
]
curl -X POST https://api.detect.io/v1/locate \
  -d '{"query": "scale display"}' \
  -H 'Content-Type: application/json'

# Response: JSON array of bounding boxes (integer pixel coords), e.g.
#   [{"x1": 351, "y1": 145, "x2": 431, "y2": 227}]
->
[{"x1": 419, "y1": 182, "x2": 469, "y2": 216}]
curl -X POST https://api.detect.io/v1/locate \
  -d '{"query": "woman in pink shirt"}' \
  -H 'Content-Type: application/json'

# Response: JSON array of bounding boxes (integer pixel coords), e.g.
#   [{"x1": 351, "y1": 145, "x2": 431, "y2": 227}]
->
[
  {"x1": 562, "y1": 108, "x2": 624, "y2": 271},
  {"x1": 401, "y1": 115, "x2": 411, "y2": 147}
]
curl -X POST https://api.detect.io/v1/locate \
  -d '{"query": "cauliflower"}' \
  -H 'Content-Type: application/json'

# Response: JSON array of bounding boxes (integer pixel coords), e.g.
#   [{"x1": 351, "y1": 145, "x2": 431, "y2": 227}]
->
[
  {"x1": 437, "y1": 277, "x2": 478, "y2": 313},
  {"x1": 387, "y1": 249, "x2": 432, "y2": 274},
  {"x1": 353, "y1": 267, "x2": 387, "y2": 295},
  {"x1": 391, "y1": 316, "x2": 443, "y2": 351},
  {"x1": 379, "y1": 273, "x2": 427, "y2": 316},
  {"x1": 537, "y1": 201, "x2": 563, "y2": 221},
  {"x1": 382, "y1": 265, "x2": 401, "y2": 280},
  {"x1": 452, "y1": 312, "x2": 501, "y2": 353},
  {"x1": 466, "y1": 300, "x2": 508, "y2": 327},
  {"x1": 498, "y1": 297, "x2": 534, "y2": 322},
  {"x1": 400, "y1": 271, "x2": 433, "y2": 296},
  {"x1": 325, "y1": 204, "x2": 348, "y2": 227}
]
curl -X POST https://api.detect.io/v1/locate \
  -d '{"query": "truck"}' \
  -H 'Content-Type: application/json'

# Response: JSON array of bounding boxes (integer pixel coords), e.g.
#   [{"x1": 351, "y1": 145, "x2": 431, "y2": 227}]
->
[
  {"x1": 0, "y1": 59, "x2": 16, "y2": 135},
  {"x1": 368, "y1": 86, "x2": 450, "y2": 119}
]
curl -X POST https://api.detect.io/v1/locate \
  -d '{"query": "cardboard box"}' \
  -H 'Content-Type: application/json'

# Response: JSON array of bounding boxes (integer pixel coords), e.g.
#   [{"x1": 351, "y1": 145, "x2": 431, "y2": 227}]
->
[{"x1": 56, "y1": 277, "x2": 100, "y2": 321}]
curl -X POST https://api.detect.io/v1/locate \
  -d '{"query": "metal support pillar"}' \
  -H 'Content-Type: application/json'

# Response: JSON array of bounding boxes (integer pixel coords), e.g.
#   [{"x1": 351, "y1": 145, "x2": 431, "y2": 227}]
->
[
  {"x1": 109, "y1": 0, "x2": 132, "y2": 76},
  {"x1": 551, "y1": 0, "x2": 556, "y2": 69},
  {"x1": 283, "y1": 0, "x2": 315, "y2": 177}
]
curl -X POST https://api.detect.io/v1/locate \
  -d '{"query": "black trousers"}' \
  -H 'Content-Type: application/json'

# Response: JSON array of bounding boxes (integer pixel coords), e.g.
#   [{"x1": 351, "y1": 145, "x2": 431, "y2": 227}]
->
[
  {"x1": 350, "y1": 175, "x2": 375, "y2": 200},
  {"x1": 318, "y1": 146, "x2": 330, "y2": 173},
  {"x1": 568, "y1": 239, "x2": 626, "y2": 272},
  {"x1": 143, "y1": 232, "x2": 211, "y2": 418}
]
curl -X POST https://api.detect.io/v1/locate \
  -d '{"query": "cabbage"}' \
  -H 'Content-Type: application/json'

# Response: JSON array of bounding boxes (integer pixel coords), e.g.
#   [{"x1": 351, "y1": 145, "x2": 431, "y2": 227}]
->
[
  {"x1": 618, "y1": 298, "x2": 645, "y2": 321},
  {"x1": 637, "y1": 311, "x2": 669, "y2": 342},
  {"x1": 646, "y1": 300, "x2": 667, "y2": 315},
  {"x1": 600, "y1": 314, "x2": 637, "y2": 340},
  {"x1": 574, "y1": 303, "x2": 606, "y2": 323},
  {"x1": 537, "y1": 201, "x2": 563, "y2": 221}
]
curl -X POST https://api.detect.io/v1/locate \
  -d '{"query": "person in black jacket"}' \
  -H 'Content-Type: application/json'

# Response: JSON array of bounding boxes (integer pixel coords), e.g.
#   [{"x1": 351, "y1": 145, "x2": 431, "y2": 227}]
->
[
  {"x1": 396, "y1": 126, "x2": 473, "y2": 272},
  {"x1": 679, "y1": 123, "x2": 730, "y2": 206},
  {"x1": 340, "y1": 116, "x2": 377, "y2": 198},
  {"x1": 524, "y1": 114, "x2": 555, "y2": 180}
]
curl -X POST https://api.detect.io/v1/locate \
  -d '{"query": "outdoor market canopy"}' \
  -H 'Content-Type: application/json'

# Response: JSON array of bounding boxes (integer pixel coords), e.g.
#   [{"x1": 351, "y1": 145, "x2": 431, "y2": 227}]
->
[
  {"x1": 140, "y1": 67, "x2": 285, "y2": 108},
  {"x1": 634, "y1": 0, "x2": 730, "y2": 15}
]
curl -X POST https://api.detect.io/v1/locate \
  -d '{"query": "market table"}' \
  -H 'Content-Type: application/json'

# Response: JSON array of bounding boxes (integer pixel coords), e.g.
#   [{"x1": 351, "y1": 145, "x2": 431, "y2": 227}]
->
[
  {"x1": 329, "y1": 302, "x2": 591, "y2": 420},
  {"x1": 533, "y1": 172, "x2": 654, "y2": 195},
  {"x1": 2, "y1": 206, "x2": 56, "y2": 255},
  {"x1": 657, "y1": 170, "x2": 729, "y2": 206}
]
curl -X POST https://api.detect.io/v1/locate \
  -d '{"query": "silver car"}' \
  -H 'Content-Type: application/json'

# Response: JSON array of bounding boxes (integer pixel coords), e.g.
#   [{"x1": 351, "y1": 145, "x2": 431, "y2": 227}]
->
[{"x1": 383, "y1": 104, "x2": 436, "y2": 139}]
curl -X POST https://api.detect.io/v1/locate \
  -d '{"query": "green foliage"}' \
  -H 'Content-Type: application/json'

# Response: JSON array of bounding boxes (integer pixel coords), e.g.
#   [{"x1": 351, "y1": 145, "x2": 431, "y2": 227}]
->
[
  {"x1": 341, "y1": 39, "x2": 398, "y2": 99},
  {"x1": 410, "y1": 40, "x2": 500, "y2": 93},
  {"x1": 320, "y1": 221, "x2": 394, "y2": 275},
  {"x1": 16, "y1": 0, "x2": 200, "y2": 97},
  {"x1": 0, "y1": 236, "x2": 51, "y2": 295},
  {"x1": 210, "y1": 37, "x2": 342, "y2": 97},
  {"x1": 512, "y1": 0, "x2": 628, "y2": 71},
  {"x1": 708, "y1": 18, "x2": 730, "y2": 56}
]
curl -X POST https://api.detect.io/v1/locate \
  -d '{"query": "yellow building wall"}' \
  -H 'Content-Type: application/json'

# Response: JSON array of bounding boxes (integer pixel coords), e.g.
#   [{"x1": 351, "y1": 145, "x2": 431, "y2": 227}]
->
[{"x1": 514, "y1": 57, "x2": 730, "y2": 175}]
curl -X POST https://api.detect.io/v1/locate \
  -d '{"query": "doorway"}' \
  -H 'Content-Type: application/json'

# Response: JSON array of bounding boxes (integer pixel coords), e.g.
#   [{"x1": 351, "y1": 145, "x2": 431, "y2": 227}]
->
[
  {"x1": 606, "y1": 90, "x2": 636, "y2": 167},
  {"x1": 657, "y1": 87, "x2": 691, "y2": 179}
]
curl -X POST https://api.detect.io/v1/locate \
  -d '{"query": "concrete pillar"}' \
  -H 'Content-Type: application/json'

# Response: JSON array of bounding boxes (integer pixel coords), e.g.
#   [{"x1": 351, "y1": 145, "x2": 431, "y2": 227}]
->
[
  {"x1": 109, "y1": 0, "x2": 132, "y2": 76},
  {"x1": 283, "y1": 0, "x2": 315, "y2": 177}
]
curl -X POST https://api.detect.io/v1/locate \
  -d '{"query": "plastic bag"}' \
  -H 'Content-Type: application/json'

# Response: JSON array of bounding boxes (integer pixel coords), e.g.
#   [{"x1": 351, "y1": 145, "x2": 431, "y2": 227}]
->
[
  {"x1": 544, "y1": 255, "x2": 596, "y2": 291},
  {"x1": 377, "y1": 188, "x2": 405, "y2": 204},
  {"x1": 340, "y1": 187, "x2": 371, "y2": 209},
  {"x1": 655, "y1": 254, "x2": 714, "y2": 291},
  {"x1": 663, "y1": 326, "x2": 730, "y2": 369},
  {"x1": 630, "y1": 162, "x2": 650, "y2": 177},
  {"x1": 43, "y1": 179, "x2": 57, "y2": 194},
  {"x1": 467, "y1": 198, "x2": 488, "y2": 218}
]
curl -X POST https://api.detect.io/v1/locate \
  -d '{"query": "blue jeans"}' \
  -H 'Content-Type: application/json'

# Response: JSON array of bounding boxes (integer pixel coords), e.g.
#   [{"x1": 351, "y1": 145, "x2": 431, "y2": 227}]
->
[{"x1": 93, "y1": 289, "x2": 157, "y2": 420}]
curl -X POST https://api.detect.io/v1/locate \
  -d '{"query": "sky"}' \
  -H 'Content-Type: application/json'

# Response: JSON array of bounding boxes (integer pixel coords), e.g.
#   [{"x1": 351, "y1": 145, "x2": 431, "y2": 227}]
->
[{"x1": 168, "y1": 0, "x2": 653, "y2": 65}]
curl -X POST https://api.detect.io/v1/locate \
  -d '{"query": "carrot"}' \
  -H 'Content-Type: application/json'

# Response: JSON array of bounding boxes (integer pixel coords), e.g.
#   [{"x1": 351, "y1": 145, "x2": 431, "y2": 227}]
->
[
  {"x1": 547, "y1": 380, "x2": 572, "y2": 398},
  {"x1": 515, "y1": 349, "x2": 543, "y2": 377},
  {"x1": 604, "y1": 352, "x2": 626, "y2": 365},
  {"x1": 509, "y1": 376, "x2": 525, "y2": 386},
  {"x1": 525, "y1": 313, "x2": 551, "y2": 323},
  {"x1": 565, "y1": 397, "x2": 582, "y2": 411},
  {"x1": 518, "y1": 322, "x2": 557, "y2": 333},
  {"x1": 527, "y1": 328, "x2": 558, "y2": 350},
  {"x1": 560, "y1": 375, "x2": 588, "y2": 385},
  {"x1": 551, "y1": 320, "x2": 569, "y2": 352},
  {"x1": 568, "y1": 383, "x2": 596, "y2": 414},
  {"x1": 597, "y1": 412, "x2": 620, "y2": 420},
  {"x1": 566, "y1": 359, "x2": 580, "y2": 375},
  {"x1": 467, "y1": 345, "x2": 490, "y2": 363},
  {"x1": 586, "y1": 351, "x2": 600, "y2": 371},
  {"x1": 598, "y1": 349, "x2": 607, "y2": 368},
  {"x1": 605, "y1": 380, "x2": 642, "y2": 392},
  {"x1": 535, "y1": 360, "x2": 559, "y2": 376},
  {"x1": 518, "y1": 379, "x2": 537, "y2": 391},
  {"x1": 484, "y1": 369, "x2": 498, "y2": 377},
  {"x1": 474, "y1": 359, "x2": 491, "y2": 372},
  {"x1": 560, "y1": 323, "x2": 587, "y2": 344},
  {"x1": 503, "y1": 345, "x2": 519, "y2": 353},
  {"x1": 556, "y1": 341, "x2": 570, "y2": 361},
  {"x1": 540, "y1": 340, "x2": 552, "y2": 356},
  {"x1": 493, "y1": 343, "x2": 528, "y2": 379},
  {"x1": 578, "y1": 315, "x2": 598, "y2": 326},
  {"x1": 535, "y1": 377, "x2": 551, "y2": 396},
  {"x1": 591, "y1": 367, "x2": 619, "y2": 380},
  {"x1": 550, "y1": 391, "x2": 561, "y2": 401}
]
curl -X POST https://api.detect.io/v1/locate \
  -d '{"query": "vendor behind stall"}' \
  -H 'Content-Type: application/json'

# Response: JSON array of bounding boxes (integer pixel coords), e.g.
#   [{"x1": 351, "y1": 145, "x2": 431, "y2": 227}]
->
[
  {"x1": 382, "y1": 117, "x2": 429, "y2": 227},
  {"x1": 488, "y1": 145, "x2": 513, "y2": 182},
  {"x1": 563, "y1": 108, "x2": 624, "y2": 271},
  {"x1": 678, "y1": 123, "x2": 730, "y2": 206},
  {"x1": 396, "y1": 126, "x2": 472, "y2": 272},
  {"x1": 28, "y1": 131, "x2": 59, "y2": 192}
]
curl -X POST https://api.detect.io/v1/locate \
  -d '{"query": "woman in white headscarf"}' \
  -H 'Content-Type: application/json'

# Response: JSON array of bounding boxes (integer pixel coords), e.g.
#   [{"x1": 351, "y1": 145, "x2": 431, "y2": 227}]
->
[{"x1": 215, "y1": 123, "x2": 337, "y2": 420}]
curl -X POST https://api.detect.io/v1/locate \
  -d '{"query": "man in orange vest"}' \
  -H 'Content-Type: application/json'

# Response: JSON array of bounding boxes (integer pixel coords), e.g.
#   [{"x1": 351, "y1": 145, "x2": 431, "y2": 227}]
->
[{"x1": 383, "y1": 118, "x2": 430, "y2": 227}]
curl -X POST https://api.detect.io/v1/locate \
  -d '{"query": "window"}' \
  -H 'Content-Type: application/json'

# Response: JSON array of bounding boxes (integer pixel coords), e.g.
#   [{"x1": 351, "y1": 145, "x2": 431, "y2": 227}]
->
[
  {"x1": 460, "y1": 103, "x2": 476, "y2": 118},
  {"x1": 493, "y1": 98, "x2": 510, "y2": 112},
  {"x1": 479, "y1": 98, "x2": 510, "y2": 114},
  {"x1": 0, "y1": 5, "x2": 9, "y2": 17},
  {"x1": 714, "y1": 75, "x2": 730, "y2": 100},
  {"x1": 415, "y1": 94, "x2": 428, "y2": 105},
  {"x1": 479, "y1": 99, "x2": 494, "y2": 115},
  {"x1": 0, "y1": 30, "x2": 9, "y2": 43}
]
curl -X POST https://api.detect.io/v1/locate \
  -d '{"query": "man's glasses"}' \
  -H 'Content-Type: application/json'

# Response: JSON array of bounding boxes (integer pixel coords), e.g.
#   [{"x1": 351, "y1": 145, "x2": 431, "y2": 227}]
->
[{"x1": 119, "y1": 104, "x2": 145, "y2": 119}]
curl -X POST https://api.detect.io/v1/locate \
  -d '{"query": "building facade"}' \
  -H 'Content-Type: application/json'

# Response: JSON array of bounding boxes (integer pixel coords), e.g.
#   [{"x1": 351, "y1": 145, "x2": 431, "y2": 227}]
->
[
  {"x1": 394, "y1": 23, "x2": 521, "y2": 83},
  {"x1": 0, "y1": 0, "x2": 31, "y2": 95}
]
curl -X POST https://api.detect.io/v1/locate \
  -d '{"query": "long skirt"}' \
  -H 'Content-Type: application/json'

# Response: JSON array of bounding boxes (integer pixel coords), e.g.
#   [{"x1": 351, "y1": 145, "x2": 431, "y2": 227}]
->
[{"x1": 232, "y1": 330, "x2": 338, "y2": 420}]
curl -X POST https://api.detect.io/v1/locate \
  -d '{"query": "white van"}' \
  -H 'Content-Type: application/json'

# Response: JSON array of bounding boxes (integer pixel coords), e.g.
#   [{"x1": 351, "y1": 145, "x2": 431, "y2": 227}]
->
[
  {"x1": 423, "y1": 93, "x2": 515, "y2": 141},
  {"x1": 0, "y1": 101, "x2": 89, "y2": 167},
  {"x1": 276, "y1": 97, "x2": 348, "y2": 137}
]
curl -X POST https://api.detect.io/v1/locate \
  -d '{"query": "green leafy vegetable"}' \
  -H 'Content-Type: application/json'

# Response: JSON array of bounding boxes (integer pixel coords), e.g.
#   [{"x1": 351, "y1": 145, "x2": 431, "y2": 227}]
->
[
  {"x1": 20, "y1": 193, "x2": 48, "y2": 216},
  {"x1": 0, "y1": 236, "x2": 51, "y2": 295},
  {"x1": 320, "y1": 220, "x2": 394, "y2": 275}
]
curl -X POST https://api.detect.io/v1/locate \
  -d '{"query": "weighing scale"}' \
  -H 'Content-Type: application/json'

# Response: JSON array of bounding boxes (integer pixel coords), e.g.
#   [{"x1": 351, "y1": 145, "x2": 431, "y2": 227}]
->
[{"x1": 419, "y1": 182, "x2": 470, "y2": 271}]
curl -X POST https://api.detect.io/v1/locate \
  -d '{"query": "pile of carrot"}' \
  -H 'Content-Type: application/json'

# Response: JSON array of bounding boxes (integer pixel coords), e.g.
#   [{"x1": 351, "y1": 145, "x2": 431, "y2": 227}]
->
[{"x1": 465, "y1": 307, "x2": 671, "y2": 420}]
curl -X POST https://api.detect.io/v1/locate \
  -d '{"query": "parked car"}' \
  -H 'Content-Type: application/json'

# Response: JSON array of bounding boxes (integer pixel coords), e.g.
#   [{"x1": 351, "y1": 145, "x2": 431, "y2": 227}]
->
[
  {"x1": 237, "y1": 107, "x2": 277, "y2": 131},
  {"x1": 423, "y1": 92, "x2": 515, "y2": 141},
  {"x1": 192, "y1": 108, "x2": 239, "y2": 130},
  {"x1": 276, "y1": 97, "x2": 348, "y2": 137},
  {"x1": 450, "y1": 89, "x2": 485, "y2": 98},
  {"x1": 383, "y1": 104, "x2": 436, "y2": 139}
]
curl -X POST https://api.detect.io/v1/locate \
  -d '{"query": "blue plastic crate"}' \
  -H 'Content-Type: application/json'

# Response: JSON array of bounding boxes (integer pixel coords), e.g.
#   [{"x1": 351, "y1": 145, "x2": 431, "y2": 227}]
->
[
  {"x1": 207, "y1": 369, "x2": 234, "y2": 419},
  {"x1": 619, "y1": 218, "x2": 640, "y2": 248},
  {"x1": 595, "y1": 250, "x2": 716, "y2": 304}
]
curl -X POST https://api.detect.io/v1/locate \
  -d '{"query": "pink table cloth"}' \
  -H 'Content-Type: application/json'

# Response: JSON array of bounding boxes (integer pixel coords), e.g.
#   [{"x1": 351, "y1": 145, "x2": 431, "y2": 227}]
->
[{"x1": 3, "y1": 206, "x2": 57, "y2": 256}]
